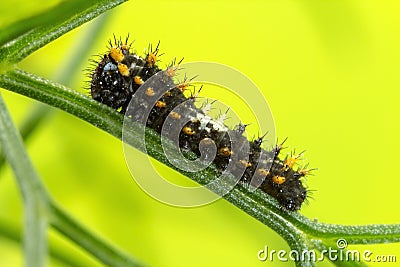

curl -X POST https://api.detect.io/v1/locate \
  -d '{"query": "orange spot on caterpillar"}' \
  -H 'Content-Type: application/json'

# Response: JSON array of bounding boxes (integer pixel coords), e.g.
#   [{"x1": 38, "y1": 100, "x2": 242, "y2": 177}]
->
[
  {"x1": 283, "y1": 152, "x2": 304, "y2": 171},
  {"x1": 134, "y1": 76, "x2": 144, "y2": 85},
  {"x1": 110, "y1": 47, "x2": 124, "y2": 63},
  {"x1": 121, "y1": 44, "x2": 130, "y2": 51},
  {"x1": 169, "y1": 111, "x2": 181, "y2": 119},
  {"x1": 146, "y1": 41, "x2": 160, "y2": 66},
  {"x1": 155, "y1": 101, "x2": 166, "y2": 108},
  {"x1": 182, "y1": 126, "x2": 195, "y2": 135},
  {"x1": 297, "y1": 167, "x2": 316, "y2": 177},
  {"x1": 176, "y1": 75, "x2": 197, "y2": 92},
  {"x1": 145, "y1": 87, "x2": 155, "y2": 97},
  {"x1": 118, "y1": 63, "x2": 129, "y2": 76},
  {"x1": 147, "y1": 53, "x2": 157, "y2": 66},
  {"x1": 219, "y1": 147, "x2": 232, "y2": 156},
  {"x1": 272, "y1": 175, "x2": 286, "y2": 185}
]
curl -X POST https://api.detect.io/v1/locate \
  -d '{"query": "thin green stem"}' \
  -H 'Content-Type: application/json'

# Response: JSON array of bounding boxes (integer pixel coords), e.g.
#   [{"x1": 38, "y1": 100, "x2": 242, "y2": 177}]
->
[
  {"x1": 0, "y1": 0, "x2": 128, "y2": 64},
  {"x1": 0, "y1": 103, "x2": 53, "y2": 170},
  {"x1": 0, "y1": 68, "x2": 123, "y2": 138},
  {"x1": 284, "y1": 212, "x2": 400, "y2": 244},
  {"x1": 310, "y1": 239, "x2": 368, "y2": 267},
  {"x1": 49, "y1": 203, "x2": 147, "y2": 267},
  {"x1": 0, "y1": 92, "x2": 49, "y2": 267},
  {"x1": 0, "y1": 218, "x2": 104, "y2": 267}
]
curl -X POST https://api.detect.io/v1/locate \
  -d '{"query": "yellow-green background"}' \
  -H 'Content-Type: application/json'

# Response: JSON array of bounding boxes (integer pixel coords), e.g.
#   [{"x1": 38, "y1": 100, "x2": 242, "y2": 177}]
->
[{"x1": 1, "y1": 0, "x2": 399, "y2": 266}]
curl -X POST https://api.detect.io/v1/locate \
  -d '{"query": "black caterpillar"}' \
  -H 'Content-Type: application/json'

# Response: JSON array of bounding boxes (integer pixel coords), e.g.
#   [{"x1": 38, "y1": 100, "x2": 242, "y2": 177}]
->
[{"x1": 89, "y1": 36, "x2": 312, "y2": 211}]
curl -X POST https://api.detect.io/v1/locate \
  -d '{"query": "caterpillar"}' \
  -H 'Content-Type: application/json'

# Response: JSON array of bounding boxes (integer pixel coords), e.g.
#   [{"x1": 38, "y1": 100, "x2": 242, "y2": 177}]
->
[{"x1": 88, "y1": 35, "x2": 312, "y2": 211}]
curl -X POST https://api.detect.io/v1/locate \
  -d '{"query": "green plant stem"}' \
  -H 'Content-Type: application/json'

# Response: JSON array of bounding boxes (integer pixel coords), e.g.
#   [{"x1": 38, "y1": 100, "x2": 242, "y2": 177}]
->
[
  {"x1": 310, "y1": 240, "x2": 367, "y2": 267},
  {"x1": 49, "y1": 203, "x2": 147, "y2": 267},
  {"x1": 0, "y1": 92, "x2": 49, "y2": 267},
  {"x1": 0, "y1": 68, "x2": 123, "y2": 138},
  {"x1": 0, "y1": 0, "x2": 128, "y2": 63},
  {"x1": 0, "y1": 103, "x2": 53, "y2": 170},
  {"x1": 0, "y1": 218, "x2": 91, "y2": 267}
]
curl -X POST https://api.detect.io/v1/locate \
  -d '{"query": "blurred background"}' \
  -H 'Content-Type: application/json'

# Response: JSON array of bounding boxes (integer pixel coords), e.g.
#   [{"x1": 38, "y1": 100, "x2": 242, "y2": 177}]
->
[{"x1": 1, "y1": 0, "x2": 399, "y2": 266}]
